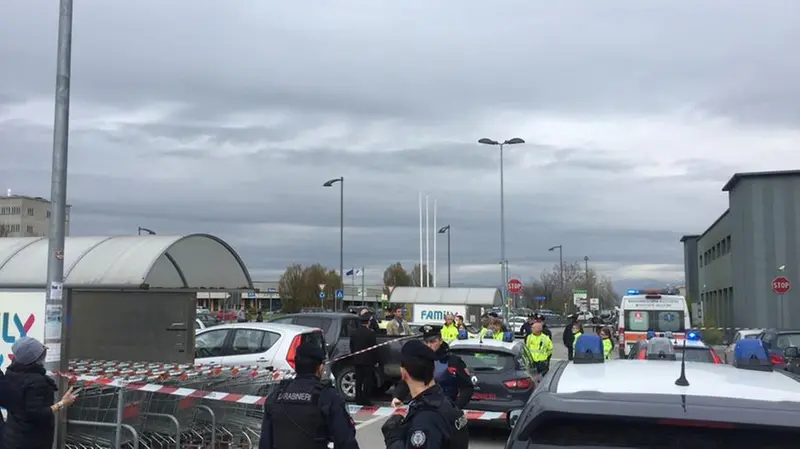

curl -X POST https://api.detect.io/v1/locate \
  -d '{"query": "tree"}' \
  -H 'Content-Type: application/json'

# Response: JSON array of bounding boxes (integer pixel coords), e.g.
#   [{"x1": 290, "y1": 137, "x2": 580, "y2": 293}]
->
[
  {"x1": 0, "y1": 224, "x2": 8, "y2": 237},
  {"x1": 382, "y1": 262, "x2": 413, "y2": 295},
  {"x1": 278, "y1": 263, "x2": 343, "y2": 312},
  {"x1": 521, "y1": 260, "x2": 620, "y2": 313},
  {"x1": 410, "y1": 264, "x2": 434, "y2": 287}
]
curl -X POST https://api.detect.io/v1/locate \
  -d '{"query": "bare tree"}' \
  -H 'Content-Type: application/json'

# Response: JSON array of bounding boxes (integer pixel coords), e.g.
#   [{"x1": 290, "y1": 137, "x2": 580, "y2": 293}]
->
[
  {"x1": 522, "y1": 260, "x2": 620, "y2": 313},
  {"x1": 382, "y1": 262, "x2": 413, "y2": 295},
  {"x1": 410, "y1": 264, "x2": 434, "y2": 287},
  {"x1": 0, "y1": 224, "x2": 9, "y2": 238}
]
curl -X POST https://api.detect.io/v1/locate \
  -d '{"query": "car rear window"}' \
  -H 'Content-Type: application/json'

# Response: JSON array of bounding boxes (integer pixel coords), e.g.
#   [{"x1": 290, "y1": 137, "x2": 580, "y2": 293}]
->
[
  {"x1": 525, "y1": 415, "x2": 800, "y2": 448},
  {"x1": 451, "y1": 349, "x2": 515, "y2": 372},
  {"x1": 676, "y1": 347, "x2": 715, "y2": 363},
  {"x1": 775, "y1": 333, "x2": 800, "y2": 349}
]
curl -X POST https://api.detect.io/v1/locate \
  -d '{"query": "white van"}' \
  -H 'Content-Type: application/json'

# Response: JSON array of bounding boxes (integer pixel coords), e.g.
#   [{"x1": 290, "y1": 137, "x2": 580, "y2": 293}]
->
[{"x1": 617, "y1": 289, "x2": 691, "y2": 358}]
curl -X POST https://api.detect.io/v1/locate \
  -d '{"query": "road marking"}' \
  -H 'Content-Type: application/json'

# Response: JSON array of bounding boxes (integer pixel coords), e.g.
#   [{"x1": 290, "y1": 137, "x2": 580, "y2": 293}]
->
[{"x1": 355, "y1": 414, "x2": 389, "y2": 430}]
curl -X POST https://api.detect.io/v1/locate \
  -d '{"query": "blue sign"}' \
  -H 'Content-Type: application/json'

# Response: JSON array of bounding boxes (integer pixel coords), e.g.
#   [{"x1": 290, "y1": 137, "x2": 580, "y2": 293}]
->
[
  {"x1": 335, "y1": 289, "x2": 344, "y2": 299},
  {"x1": 535, "y1": 295, "x2": 546, "y2": 301},
  {"x1": 319, "y1": 292, "x2": 326, "y2": 299}
]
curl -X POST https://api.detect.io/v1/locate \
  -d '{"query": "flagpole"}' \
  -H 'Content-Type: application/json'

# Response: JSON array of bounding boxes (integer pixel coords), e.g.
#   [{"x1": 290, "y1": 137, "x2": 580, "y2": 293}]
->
[
  {"x1": 418, "y1": 192, "x2": 423, "y2": 287},
  {"x1": 361, "y1": 266, "x2": 365, "y2": 305},
  {"x1": 425, "y1": 195, "x2": 430, "y2": 288},
  {"x1": 351, "y1": 267, "x2": 356, "y2": 304},
  {"x1": 433, "y1": 198, "x2": 437, "y2": 288}
]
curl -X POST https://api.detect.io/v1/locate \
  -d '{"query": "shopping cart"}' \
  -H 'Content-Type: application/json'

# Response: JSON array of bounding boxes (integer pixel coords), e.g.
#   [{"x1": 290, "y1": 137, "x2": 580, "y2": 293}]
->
[{"x1": 65, "y1": 380, "x2": 145, "y2": 449}]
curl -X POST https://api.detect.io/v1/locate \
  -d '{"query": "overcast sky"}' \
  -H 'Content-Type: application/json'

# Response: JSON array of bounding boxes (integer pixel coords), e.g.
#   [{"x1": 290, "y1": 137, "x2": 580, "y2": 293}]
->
[{"x1": 1, "y1": 1, "x2": 799, "y2": 287}]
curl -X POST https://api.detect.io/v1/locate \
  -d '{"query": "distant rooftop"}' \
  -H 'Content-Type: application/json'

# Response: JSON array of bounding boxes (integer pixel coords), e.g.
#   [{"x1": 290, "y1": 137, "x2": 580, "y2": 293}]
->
[
  {"x1": 722, "y1": 169, "x2": 800, "y2": 192},
  {"x1": 679, "y1": 234, "x2": 700, "y2": 243}
]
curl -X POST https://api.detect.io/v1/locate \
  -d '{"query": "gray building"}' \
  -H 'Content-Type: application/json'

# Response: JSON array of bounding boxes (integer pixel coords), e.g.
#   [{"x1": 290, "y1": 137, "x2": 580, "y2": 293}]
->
[
  {"x1": 0, "y1": 194, "x2": 71, "y2": 237},
  {"x1": 681, "y1": 170, "x2": 800, "y2": 330}
]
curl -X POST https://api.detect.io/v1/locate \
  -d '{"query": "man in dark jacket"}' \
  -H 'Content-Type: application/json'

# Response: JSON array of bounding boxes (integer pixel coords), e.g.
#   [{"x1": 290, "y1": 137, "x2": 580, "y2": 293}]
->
[
  {"x1": 563, "y1": 314, "x2": 577, "y2": 361},
  {"x1": 359, "y1": 308, "x2": 380, "y2": 332},
  {"x1": 4, "y1": 337, "x2": 77, "y2": 449},
  {"x1": 349, "y1": 314, "x2": 378, "y2": 405}
]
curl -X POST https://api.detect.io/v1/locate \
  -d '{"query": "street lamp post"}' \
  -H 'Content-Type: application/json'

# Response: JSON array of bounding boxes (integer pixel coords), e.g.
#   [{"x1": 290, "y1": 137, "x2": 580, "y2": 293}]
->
[
  {"x1": 584, "y1": 256, "x2": 590, "y2": 296},
  {"x1": 438, "y1": 225, "x2": 451, "y2": 287},
  {"x1": 478, "y1": 137, "x2": 525, "y2": 322},
  {"x1": 323, "y1": 177, "x2": 344, "y2": 311},
  {"x1": 138, "y1": 227, "x2": 156, "y2": 235},
  {"x1": 549, "y1": 245, "x2": 564, "y2": 306}
]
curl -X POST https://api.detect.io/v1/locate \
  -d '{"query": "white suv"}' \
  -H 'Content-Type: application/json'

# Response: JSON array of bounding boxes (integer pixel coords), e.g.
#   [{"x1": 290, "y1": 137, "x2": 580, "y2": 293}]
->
[{"x1": 195, "y1": 322, "x2": 326, "y2": 373}]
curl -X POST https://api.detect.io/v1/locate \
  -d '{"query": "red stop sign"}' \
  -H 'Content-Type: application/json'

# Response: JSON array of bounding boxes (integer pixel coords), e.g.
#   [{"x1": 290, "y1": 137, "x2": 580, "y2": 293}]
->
[
  {"x1": 507, "y1": 278, "x2": 523, "y2": 294},
  {"x1": 773, "y1": 276, "x2": 792, "y2": 294}
]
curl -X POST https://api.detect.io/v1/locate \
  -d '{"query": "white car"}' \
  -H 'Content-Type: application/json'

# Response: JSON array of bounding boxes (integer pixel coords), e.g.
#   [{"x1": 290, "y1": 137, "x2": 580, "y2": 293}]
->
[
  {"x1": 723, "y1": 329, "x2": 764, "y2": 364},
  {"x1": 195, "y1": 322, "x2": 327, "y2": 374}
]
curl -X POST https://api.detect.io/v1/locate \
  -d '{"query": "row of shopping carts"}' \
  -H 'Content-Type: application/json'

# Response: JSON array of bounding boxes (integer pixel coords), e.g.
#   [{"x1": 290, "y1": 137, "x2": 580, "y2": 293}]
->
[{"x1": 62, "y1": 359, "x2": 294, "y2": 449}]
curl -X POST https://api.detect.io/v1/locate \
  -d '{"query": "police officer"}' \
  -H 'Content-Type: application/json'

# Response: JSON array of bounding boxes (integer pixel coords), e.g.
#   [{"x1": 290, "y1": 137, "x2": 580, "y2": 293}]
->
[
  {"x1": 350, "y1": 312, "x2": 378, "y2": 406},
  {"x1": 382, "y1": 340, "x2": 469, "y2": 449},
  {"x1": 260, "y1": 342, "x2": 360, "y2": 449},
  {"x1": 525, "y1": 322, "x2": 553, "y2": 375},
  {"x1": 391, "y1": 325, "x2": 473, "y2": 409}
]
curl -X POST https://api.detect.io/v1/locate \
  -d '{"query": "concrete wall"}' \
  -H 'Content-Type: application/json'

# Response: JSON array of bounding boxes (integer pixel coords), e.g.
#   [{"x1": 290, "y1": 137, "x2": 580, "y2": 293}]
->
[
  {"x1": 697, "y1": 211, "x2": 734, "y2": 329},
  {"x1": 728, "y1": 176, "x2": 800, "y2": 328},
  {"x1": 681, "y1": 237, "x2": 700, "y2": 305}
]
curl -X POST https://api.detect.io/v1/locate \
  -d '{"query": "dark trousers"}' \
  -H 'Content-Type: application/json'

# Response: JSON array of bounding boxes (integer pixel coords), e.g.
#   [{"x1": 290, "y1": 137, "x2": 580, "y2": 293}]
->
[
  {"x1": 567, "y1": 345, "x2": 574, "y2": 361},
  {"x1": 354, "y1": 365, "x2": 374, "y2": 405}
]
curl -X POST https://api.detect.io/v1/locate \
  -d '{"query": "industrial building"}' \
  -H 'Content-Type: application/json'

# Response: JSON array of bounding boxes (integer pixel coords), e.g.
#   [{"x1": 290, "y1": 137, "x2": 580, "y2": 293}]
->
[
  {"x1": 681, "y1": 170, "x2": 800, "y2": 330},
  {"x1": 0, "y1": 194, "x2": 71, "y2": 237}
]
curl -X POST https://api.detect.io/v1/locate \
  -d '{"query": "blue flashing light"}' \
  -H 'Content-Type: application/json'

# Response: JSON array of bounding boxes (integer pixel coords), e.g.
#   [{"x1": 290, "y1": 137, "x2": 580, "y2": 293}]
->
[
  {"x1": 502, "y1": 331, "x2": 514, "y2": 342},
  {"x1": 646, "y1": 331, "x2": 656, "y2": 340},
  {"x1": 732, "y1": 339, "x2": 772, "y2": 371},
  {"x1": 626, "y1": 289, "x2": 640, "y2": 295},
  {"x1": 574, "y1": 334, "x2": 604, "y2": 364},
  {"x1": 686, "y1": 330, "x2": 700, "y2": 341},
  {"x1": 457, "y1": 329, "x2": 468, "y2": 340}
]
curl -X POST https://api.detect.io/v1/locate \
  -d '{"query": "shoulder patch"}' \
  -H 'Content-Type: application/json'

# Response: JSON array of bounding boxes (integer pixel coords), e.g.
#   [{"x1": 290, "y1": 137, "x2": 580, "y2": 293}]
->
[{"x1": 410, "y1": 430, "x2": 427, "y2": 447}]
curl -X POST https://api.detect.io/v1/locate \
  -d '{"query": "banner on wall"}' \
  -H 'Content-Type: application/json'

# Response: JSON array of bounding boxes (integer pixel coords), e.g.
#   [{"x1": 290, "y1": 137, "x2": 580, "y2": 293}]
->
[{"x1": 0, "y1": 291, "x2": 47, "y2": 370}]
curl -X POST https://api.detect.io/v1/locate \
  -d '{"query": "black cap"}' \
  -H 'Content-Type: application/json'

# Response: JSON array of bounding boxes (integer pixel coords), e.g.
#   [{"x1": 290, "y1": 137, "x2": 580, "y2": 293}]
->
[
  {"x1": 420, "y1": 325, "x2": 440, "y2": 340},
  {"x1": 295, "y1": 342, "x2": 326, "y2": 363},
  {"x1": 358, "y1": 313, "x2": 372, "y2": 322},
  {"x1": 401, "y1": 339, "x2": 437, "y2": 362},
  {"x1": 488, "y1": 312, "x2": 499, "y2": 318}
]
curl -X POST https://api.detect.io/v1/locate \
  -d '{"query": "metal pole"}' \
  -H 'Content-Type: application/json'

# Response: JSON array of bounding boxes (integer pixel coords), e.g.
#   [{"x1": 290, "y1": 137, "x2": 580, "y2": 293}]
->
[
  {"x1": 500, "y1": 143, "x2": 508, "y2": 321},
  {"x1": 447, "y1": 228, "x2": 451, "y2": 288},
  {"x1": 339, "y1": 177, "x2": 344, "y2": 311},
  {"x1": 425, "y1": 195, "x2": 430, "y2": 287},
  {"x1": 47, "y1": 3, "x2": 73, "y2": 449},
  {"x1": 433, "y1": 198, "x2": 437, "y2": 288},
  {"x1": 361, "y1": 266, "x2": 365, "y2": 305},
  {"x1": 584, "y1": 256, "x2": 590, "y2": 297},
  {"x1": 418, "y1": 192, "x2": 423, "y2": 287}
]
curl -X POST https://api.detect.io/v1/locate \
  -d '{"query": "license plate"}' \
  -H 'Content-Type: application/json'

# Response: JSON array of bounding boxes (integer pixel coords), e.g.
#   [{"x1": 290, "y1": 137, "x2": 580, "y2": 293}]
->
[{"x1": 472, "y1": 392, "x2": 496, "y2": 400}]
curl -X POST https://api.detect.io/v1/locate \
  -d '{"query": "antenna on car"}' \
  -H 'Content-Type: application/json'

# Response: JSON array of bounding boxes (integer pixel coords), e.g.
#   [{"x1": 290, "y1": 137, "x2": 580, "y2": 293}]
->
[{"x1": 674, "y1": 338, "x2": 690, "y2": 386}]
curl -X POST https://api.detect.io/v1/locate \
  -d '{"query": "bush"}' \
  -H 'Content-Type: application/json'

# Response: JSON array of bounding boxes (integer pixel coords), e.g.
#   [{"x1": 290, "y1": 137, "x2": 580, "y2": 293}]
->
[{"x1": 698, "y1": 317, "x2": 724, "y2": 345}]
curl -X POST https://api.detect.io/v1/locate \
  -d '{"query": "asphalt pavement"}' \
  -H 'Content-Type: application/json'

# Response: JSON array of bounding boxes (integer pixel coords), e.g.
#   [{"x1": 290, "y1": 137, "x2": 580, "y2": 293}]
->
[{"x1": 351, "y1": 326, "x2": 573, "y2": 448}]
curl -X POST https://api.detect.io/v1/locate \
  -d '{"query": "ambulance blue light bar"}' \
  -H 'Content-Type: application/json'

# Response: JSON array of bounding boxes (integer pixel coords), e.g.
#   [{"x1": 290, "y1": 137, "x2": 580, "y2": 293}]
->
[{"x1": 626, "y1": 289, "x2": 640, "y2": 295}]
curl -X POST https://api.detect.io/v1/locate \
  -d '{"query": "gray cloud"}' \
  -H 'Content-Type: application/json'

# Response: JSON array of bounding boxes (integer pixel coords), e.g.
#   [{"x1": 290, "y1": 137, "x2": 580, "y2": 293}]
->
[{"x1": 2, "y1": 0, "x2": 798, "y2": 286}]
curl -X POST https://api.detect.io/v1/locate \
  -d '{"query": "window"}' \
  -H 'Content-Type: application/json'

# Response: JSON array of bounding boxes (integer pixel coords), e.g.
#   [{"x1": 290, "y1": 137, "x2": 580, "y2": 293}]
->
[
  {"x1": 26, "y1": 226, "x2": 33, "y2": 234},
  {"x1": 721, "y1": 238, "x2": 727, "y2": 255},
  {"x1": 340, "y1": 318, "x2": 360, "y2": 337},
  {"x1": 195, "y1": 329, "x2": 229, "y2": 358},
  {"x1": 26, "y1": 208, "x2": 34, "y2": 216},
  {"x1": 726, "y1": 236, "x2": 731, "y2": 253},
  {"x1": 270, "y1": 317, "x2": 295, "y2": 325},
  {"x1": 46, "y1": 211, "x2": 51, "y2": 218},
  {"x1": 231, "y1": 329, "x2": 267, "y2": 355},
  {"x1": 699, "y1": 254, "x2": 703, "y2": 267},
  {"x1": 626, "y1": 311, "x2": 649, "y2": 331},
  {"x1": 716, "y1": 242, "x2": 721, "y2": 257},
  {"x1": 656, "y1": 311, "x2": 682, "y2": 332},
  {"x1": 11, "y1": 207, "x2": 20, "y2": 215},
  {"x1": 262, "y1": 331, "x2": 281, "y2": 351},
  {"x1": 0, "y1": 207, "x2": 9, "y2": 215},
  {"x1": 450, "y1": 349, "x2": 515, "y2": 373}
]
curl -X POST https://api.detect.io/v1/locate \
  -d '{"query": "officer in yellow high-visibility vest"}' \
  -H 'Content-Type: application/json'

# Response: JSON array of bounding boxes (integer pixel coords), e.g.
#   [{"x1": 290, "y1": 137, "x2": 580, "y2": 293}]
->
[
  {"x1": 525, "y1": 323, "x2": 553, "y2": 374},
  {"x1": 440, "y1": 314, "x2": 459, "y2": 343},
  {"x1": 474, "y1": 314, "x2": 491, "y2": 339},
  {"x1": 571, "y1": 322, "x2": 584, "y2": 352},
  {"x1": 600, "y1": 327, "x2": 613, "y2": 359}
]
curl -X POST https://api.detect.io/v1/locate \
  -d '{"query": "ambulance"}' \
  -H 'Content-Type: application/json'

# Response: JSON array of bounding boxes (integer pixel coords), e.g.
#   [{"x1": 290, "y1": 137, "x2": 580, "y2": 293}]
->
[{"x1": 617, "y1": 288, "x2": 691, "y2": 358}]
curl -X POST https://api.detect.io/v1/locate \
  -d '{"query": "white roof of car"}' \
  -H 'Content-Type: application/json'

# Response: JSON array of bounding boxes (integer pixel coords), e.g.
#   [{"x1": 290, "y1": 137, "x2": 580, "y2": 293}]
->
[
  {"x1": 198, "y1": 322, "x2": 319, "y2": 335},
  {"x1": 738, "y1": 329, "x2": 764, "y2": 336},
  {"x1": 449, "y1": 338, "x2": 520, "y2": 351},
  {"x1": 671, "y1": 339, "x2": 710, "y2": 349},
  {"x1": 556, "y1": 360, "x2": 800, "y2": 402}
]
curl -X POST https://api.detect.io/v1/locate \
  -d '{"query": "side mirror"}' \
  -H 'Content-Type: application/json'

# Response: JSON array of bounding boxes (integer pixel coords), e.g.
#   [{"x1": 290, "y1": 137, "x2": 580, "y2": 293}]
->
[
  {"x1": 784, "y1": 347, "x2": 799, "y2": 359},
  {"x1": 507, "y1": 409, "x2": 523, "y2": 428}
]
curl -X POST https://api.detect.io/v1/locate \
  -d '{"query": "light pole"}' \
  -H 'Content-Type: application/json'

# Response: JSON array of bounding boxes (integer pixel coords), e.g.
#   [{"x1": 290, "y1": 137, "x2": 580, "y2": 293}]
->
[
  {"x1": 323, "y1": 177, "x2": 344, "y2": 310},
  {"x1": 438, "y1": 225, "x2": 451, "y2": 287},
  {"x1": 478, "y1": 137, "x2": 525, "y2": 321},
  {"x1": 584, "y1": 256, "x2": 590, "y2": 296},
  {"x1": 549, "y1": 245, "x2": 564, "y2": 305},
  {"x1": 138, "y1": 227, "x2": 156, "y2": 235}
]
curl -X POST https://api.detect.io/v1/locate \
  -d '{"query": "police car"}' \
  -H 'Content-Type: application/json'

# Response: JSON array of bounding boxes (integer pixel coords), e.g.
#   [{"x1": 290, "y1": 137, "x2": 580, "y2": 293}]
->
[
  {"x1": 448, "y1": 337, "x2": 538, "y2": 417},
  {"x1": 504, "y1": 335, "x2": 800, "y2": 448},
  {"x1": 628, "y1": 330, "x2": 723, "y2": 364}
]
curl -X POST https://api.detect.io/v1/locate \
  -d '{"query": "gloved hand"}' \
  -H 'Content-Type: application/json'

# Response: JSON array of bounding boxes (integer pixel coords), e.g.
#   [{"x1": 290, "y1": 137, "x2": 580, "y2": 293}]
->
[{"x1": 381, "y1": 414, "x2": 405, "y2": 446}]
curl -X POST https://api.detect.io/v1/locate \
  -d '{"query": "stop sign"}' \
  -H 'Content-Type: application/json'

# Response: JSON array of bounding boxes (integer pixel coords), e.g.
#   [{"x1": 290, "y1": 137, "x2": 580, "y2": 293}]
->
[
  {"x1": 773, "y1": 276, "x2": 792, "y2": 294},
  {"x1": 507, "y1": 278, "x2": 523, "y2": 294}
]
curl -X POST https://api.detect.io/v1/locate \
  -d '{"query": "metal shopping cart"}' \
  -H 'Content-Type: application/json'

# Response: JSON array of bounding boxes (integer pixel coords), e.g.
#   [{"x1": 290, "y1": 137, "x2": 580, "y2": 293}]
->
[{"x1": 65, "y1": 379, "x2": 146, "y2": 449}]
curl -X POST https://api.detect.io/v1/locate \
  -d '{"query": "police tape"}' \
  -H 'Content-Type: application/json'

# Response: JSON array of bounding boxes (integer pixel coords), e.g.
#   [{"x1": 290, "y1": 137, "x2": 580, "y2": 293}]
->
[
  {"x1": 327, "y1": 333, "x2": 420, "y2": 364},
  {"x1": 59, "y1": 373, "x2": 506, "y2": 420}
]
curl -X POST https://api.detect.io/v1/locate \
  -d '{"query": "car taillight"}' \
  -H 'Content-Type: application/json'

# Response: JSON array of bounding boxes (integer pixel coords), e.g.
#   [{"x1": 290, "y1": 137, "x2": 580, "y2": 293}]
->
[
  {"x1": 710, "y1": 350, "x2": 722, "y2": 364},
  {"x1": 769, "y1": 353, "x2": 785, "y2": 365},
  {"x1": 636, "y1": 348, "x2": 646, "y2": 359},
  {"x1": 504, "y1": 378, "x2": 532, "y2": 389},
  {"x1": 286, "y1": 334, "x2": 302, "y2": 369}
]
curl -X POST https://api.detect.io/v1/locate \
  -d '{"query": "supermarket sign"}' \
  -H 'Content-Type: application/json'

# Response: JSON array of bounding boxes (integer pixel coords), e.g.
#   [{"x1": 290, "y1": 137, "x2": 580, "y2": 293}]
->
[{"x1": 0, "y1": 291, "x2": 46, "y2": 370}]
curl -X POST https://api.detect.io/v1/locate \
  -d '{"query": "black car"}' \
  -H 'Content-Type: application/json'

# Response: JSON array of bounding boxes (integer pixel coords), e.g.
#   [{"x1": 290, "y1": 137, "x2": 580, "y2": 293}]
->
[
  {"x1": 197, "y1": 311, "x2": 221, "y2": 328},
  {"x1": 758, "y1": 328, "x2": 800, "y2": 370},
  {"x1": 448, "y1": 338, "x2": 539, "y2": 416}
]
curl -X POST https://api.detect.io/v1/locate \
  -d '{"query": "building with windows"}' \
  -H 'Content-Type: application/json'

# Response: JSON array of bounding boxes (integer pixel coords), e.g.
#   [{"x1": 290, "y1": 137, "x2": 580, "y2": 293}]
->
[
  {"x1": 681, "y1": 170, "x2": 800, "y2": 330},
  {"x1": 0, "y1": 194, "x2": 71, "y2": 237}
]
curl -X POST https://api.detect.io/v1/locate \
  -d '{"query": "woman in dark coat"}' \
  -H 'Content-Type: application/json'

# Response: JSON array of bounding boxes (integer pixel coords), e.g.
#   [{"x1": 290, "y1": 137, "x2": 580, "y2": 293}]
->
[{"x1": 3, "y1": 337, "x2": 77, "y2": 449}]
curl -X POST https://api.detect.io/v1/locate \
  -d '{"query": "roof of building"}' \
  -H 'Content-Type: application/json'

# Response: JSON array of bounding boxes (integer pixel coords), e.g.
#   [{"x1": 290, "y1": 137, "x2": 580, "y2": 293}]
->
[
  {"x1": 389, "y1": 287, "x2": 502, "y2": 306},
  {"x1": 556, "y1": 359, "x2": 800, "y2": 402},
  {"x1": 0, "y1": 234, "x2": 253, "y2": 290},
  {"x1": 679, "y1": 234, "x2": 700, "y2": 243},
  {"x1": 699, "y1": 208, "x2": 730, "y2": 240},
  {"x1": 722, "y1": 169, "x2": 800, "y2": 192}
]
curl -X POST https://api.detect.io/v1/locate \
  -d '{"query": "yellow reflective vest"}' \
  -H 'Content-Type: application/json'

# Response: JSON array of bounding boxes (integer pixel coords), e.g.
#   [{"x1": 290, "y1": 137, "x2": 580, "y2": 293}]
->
[
  {"x1": 602, "y1": 337, "x2": 613, "y2": 359},
  {"x1": 440, "y1": 323, "x2": 459, "y2": 343},
  {"x1": 525, "y1": 333, "x2": 553, "y2": 362},
  {"x1": 572, "y1": 331, "x2": 583, "y2": 350},
  {"x1": 492, "y1": 329, "x2": 506, "y2": 341}
]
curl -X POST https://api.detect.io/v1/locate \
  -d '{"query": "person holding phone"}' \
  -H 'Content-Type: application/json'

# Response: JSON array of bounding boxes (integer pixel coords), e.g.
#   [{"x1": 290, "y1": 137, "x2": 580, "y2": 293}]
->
[{"x1": 3, "y1": 337, "x2": 78, "y2": 449}]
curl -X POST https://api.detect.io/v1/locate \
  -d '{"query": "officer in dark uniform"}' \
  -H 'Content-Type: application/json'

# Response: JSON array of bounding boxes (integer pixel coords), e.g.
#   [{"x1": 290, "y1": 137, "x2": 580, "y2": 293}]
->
[
  {"x1": 382, "y1": 339, "x2": 469, "y2": 449},
  {"x1": 350, "y1": 312, "x2": 378, "y2": 406},
  {"x1": 260, "y1": 342, "x2": 360, "y2": 449},
  {"x1": 391, "y1": 325, "x2": 473, "y2": 409}
]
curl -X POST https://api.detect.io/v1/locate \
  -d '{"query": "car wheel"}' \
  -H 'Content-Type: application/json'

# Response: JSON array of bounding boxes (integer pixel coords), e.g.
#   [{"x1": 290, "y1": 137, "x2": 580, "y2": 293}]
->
[{"x1": 336, "y1": 366, "x2": 357, "y2": 401}]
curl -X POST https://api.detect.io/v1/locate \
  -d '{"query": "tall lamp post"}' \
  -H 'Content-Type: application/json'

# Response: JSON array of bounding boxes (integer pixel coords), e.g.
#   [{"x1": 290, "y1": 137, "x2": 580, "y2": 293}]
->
[
  {"x1": 549, "y1": 245, "x2": 564, "y2": 307},
  {"x1": 438, "y1": 225, "x2": 451, "y2": 287},
  {"x1": 323, "y1": 177, "x2": 344, "y2": 310},
  {"x1": 478, "y1": 137, "x2": 525, "y2": 322},
  {"x1": 138, "y1": 227, "x2": 156, "y2": 235},
  {"x1": 584, "y1": 255, "x2": 590, "y2": 297}
]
